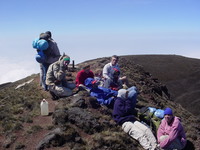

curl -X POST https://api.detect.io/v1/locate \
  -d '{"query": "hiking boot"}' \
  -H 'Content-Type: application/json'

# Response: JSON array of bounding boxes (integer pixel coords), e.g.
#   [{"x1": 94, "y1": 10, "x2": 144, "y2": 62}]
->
[{"x1": 49, "y1": 91, "x2": 59, "y2": 100}]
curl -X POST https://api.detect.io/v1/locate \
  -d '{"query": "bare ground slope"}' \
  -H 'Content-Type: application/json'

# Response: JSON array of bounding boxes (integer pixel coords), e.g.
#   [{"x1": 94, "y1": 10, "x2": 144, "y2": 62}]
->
[{"x1": 125, "y1": 55, "x2": 200, "y2": 117}]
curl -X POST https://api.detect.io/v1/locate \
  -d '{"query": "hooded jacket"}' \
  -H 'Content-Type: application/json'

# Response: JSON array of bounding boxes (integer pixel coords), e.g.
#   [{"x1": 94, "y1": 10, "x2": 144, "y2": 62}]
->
[
  {"x1": 85, "y1": 78, "x2": 117, "y2": 106},
  {"x1": 112, "y1": 89, "x2": 136, "y2": 125},
  {"x1": 46, "y1": 54, "x2": 70, "y2": 86},
  {"x1": 157, "y1": 116, "x2": 187, "y2": 149}
]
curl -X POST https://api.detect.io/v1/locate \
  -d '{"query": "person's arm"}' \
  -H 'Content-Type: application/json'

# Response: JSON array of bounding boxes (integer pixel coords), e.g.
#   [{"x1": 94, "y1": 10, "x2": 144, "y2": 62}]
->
[
  {"x1": 157, "y1": 120, "x2": 165, "y2": 143},
  {"x1": 75, "y1": 71, "x2": 83, "y2": 87},
  {"x1": 54, "y1": 63, "x2": 66, "y2": 81},
  {"x1": 89, "y1": 71, "x2": 94, "y2": 78},
  {"x1": 103, "y1": 64, "x2": 110, "y2": 79}
]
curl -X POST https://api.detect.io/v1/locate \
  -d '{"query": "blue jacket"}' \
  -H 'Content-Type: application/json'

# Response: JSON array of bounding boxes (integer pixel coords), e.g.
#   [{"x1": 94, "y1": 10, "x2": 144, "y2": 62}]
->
[
  {"x1": 112, "y1": 91, "x2": 136, "y2": 125},
  {"x1": 85, "y1": 78, "x2": 117, "y2": 106},
  {"x1": 90, "y1": 87, "x2": 117, "y2": 106}
]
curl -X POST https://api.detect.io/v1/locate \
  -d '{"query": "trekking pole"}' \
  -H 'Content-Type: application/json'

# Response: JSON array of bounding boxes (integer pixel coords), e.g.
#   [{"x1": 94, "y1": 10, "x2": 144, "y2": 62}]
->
[{"x1": 72, "y1": 60, "x2": 75, "y2": 69}]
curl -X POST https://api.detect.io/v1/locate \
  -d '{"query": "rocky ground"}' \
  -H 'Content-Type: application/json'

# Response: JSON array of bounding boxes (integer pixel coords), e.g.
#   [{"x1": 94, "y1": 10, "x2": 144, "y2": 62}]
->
[{"x1": 0, "y1": 56, "x2": 199, "y2": 150}]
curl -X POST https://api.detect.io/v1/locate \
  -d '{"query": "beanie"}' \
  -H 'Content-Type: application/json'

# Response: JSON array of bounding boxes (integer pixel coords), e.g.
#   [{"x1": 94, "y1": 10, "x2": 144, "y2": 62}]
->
[
  {"x1": 39, "y1": 33, "x2": 50, "y2": 41},
  {"x1": 45, "y1": 31, "x2": 52, "y2": 38},
  {"x1": 164, "y1": 107, "x2": 173, "y2": 115}
]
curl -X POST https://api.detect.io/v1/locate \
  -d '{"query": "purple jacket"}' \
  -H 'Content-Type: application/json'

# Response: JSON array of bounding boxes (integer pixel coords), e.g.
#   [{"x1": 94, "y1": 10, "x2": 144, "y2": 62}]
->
[
  {"x1": 112, "y1": 97, "x2": 136, "y2": 125},
  {"x1": 157, "y1": 116, "x2": 187, "y2": 148}
]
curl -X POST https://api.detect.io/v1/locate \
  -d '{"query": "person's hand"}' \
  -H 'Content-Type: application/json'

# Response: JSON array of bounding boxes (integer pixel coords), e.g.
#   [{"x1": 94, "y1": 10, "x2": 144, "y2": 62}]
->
[
  {"x1": 120, "y1": 76, "x2": 126, "y2": 80},
  {"x1": 54, "y1": 80, "x2": 61, "y2": 85},
  {"x1": 79, "y1": 84, "x2": 85, "y2": 87}
]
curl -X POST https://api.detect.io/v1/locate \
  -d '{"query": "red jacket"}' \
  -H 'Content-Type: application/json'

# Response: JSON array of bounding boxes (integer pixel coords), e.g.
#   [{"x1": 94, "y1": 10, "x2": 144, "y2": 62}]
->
[{"x1": 75, "y1": 70, "x2": 94, "y2": 87}]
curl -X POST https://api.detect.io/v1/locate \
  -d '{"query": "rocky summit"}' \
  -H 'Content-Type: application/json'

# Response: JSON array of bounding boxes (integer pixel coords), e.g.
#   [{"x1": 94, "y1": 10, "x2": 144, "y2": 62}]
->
[{"x1": 0, "y1": 55, "x2": 199, "y2": 150}]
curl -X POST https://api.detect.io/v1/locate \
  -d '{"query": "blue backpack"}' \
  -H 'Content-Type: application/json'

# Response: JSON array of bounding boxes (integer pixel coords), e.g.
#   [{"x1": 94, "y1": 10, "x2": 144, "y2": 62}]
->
[
  {"x1": 32, "y1": 39, "x2": 49, "y2": 63},
  {"x1": 35, "y1": 51, "x2": 46, "y2": 63}
]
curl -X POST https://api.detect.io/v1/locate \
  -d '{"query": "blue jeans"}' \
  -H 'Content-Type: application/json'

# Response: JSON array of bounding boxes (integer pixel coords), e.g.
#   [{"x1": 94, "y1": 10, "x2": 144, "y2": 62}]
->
[
  {"x1": 40, "y1": 63, "x2": 49, "y2": 91},
  {"x1": 127, "y1": 86, "x2": 138, "y2": 108}
]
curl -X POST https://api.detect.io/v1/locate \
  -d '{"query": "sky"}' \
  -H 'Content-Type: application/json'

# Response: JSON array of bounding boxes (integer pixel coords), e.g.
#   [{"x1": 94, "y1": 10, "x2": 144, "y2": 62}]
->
[{"x1": 0, "y1": 0, "x2": 200, "y2": 84}]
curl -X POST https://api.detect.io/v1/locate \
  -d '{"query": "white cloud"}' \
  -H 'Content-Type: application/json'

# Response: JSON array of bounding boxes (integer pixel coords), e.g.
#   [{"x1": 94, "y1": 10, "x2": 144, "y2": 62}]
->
[{"x1": 0, "y1": 57, "x2": 39, "y2": 84}]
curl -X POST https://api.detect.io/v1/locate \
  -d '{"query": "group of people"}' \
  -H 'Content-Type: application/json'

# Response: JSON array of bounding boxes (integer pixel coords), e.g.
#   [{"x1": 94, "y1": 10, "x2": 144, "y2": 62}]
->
[
  {"x1": 113, "y1": 89, "x2": 187, "y2": 150},
  {"x1": 33, "y1": 32, "x2": 187, "y2": 150}
]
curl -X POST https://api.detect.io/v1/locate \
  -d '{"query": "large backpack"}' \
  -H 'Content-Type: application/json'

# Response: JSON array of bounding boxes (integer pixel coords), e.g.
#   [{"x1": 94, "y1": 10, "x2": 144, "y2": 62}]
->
[
  {"x1": 138, "y1": 106, "x2": 164, "y2": 135},
  {"x1": 32, "y1": 39, "x2": 49, "y2": 63}
]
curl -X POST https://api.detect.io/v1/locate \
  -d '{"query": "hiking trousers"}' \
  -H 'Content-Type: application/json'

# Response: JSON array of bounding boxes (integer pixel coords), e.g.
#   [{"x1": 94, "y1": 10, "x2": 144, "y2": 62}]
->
[
  {"x1": 122, "y1": 121, "x2": 157, "y2": 150},
  {"x1": 49, "y1": 82, "x2": 76, "y2": 97}
]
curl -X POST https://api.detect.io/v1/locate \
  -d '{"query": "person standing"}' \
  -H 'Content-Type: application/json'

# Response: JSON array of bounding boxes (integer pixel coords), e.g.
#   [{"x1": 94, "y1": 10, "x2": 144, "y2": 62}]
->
[{"x1": 38, "y1": 31, "x2": 61, "y2": 91}]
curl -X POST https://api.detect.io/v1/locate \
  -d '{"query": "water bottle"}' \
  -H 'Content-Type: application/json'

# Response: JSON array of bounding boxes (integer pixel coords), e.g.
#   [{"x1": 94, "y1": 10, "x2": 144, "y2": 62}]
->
[{"x1": 40, "y1": 99, "x2": 49, "y2": 116}]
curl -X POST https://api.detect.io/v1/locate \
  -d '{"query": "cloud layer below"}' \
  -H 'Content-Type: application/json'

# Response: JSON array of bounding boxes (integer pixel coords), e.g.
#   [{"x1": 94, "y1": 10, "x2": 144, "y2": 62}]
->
[{"x1": 0, "y1": 57, "x2": 39, "y2": 84}]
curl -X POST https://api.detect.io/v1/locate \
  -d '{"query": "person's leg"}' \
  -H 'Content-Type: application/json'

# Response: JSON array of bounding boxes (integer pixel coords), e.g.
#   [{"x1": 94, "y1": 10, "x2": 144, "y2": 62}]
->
[
  {"x1": 41, "y1": 64, "x2": 47, "y2": 90},
  {"x1": 122, "y1": 121, "x2": 157, "y2": 150},
  {"x1": 39, "y1": 64, "x2": 43, "y2": 87},
  {"x1": 138, "y1": 121, "x2": 158, "y2": 150},
  {"x1": 66, "y1": 82, "x2": 76, "y2": 90},
  {"x1": 127, "y1": 86, "x2": 138, "y2": 107},
  {"x1": 50, "y1": 85, "x2": 73, "y2": 97},
  {"x1": 42, "y1": 63, "x2": 50, "y2": 91}
]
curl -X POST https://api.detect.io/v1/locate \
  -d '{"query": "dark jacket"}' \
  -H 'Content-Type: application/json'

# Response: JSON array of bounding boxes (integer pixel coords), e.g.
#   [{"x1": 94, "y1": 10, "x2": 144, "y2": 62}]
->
[{"x1": 112, "y1": 90, "x2": 136, "y2": 125}]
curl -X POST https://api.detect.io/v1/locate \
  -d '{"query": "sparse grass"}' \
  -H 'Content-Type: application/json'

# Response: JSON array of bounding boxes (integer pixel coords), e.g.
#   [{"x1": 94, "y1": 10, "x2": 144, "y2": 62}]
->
[
  {"x1": 0, "y1": 76, "x2": 45, "y2": 134},
  {"x1": 26, "y1": 125, "x2": 43, "y2": 134}
]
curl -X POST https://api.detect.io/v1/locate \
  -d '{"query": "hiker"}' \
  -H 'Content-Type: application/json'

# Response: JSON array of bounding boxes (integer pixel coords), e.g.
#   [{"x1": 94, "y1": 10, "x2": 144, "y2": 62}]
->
[
  {"x1": 112, "y1": 89, "x2": 158, "y2": 150},
  {"x1": 45, "y1": 54, "x2": 76, "y2": 100},
  {"x1": 39, "y1": 31, "x2": 61, "y2": 90},
  {"x1": 157, "y1": 107, "x2": 187, "y2": 150},
  {"x1": 103, "y1": 67, "x2": 123, "y2": 91},
  {"x1": 103, "y1": 55, "x2": 128, "y2": 89},
  {"x1": 84, "y1": 77, "x2": 118, "y2": 107},
  {"x1": 75, "y1": 64, "x2": 94, "y2": 90},
  {"x1": 33, "y1": 31, "x2": 61, "y2": 91}
]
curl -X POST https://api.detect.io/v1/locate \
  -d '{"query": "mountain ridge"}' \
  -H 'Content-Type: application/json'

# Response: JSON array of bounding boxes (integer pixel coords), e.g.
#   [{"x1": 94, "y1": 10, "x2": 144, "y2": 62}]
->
[{"x1": 0, "y1": 55, "x2": 199, "y2": 149}]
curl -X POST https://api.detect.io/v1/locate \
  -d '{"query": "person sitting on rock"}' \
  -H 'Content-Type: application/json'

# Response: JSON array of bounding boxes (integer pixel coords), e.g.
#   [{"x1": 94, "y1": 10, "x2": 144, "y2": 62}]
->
[
  {"x1": 84, "y1": 77, "x2": 118, "y2": 108},
  {"x1": 112, "y1": 89, "x2": 158, "y2": 150},
  {"x1": 94, "y1": 69, "x2": 104, "y2": 87},
  {"x1": 103, "y1": 55, "x2": 128, "y2": 89},
  {"x1": 157, "y1": 107, "x2": 187, "y2": 150},
  {"x1": 45, "y1": 54, "x2": 76, "y2": 100},
  {"x1": 75, "y1": 64, "x2": 94, "y2": 90},
  {"x1": 103, "y1": 67, "x2": 123, "y2": 91}
]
